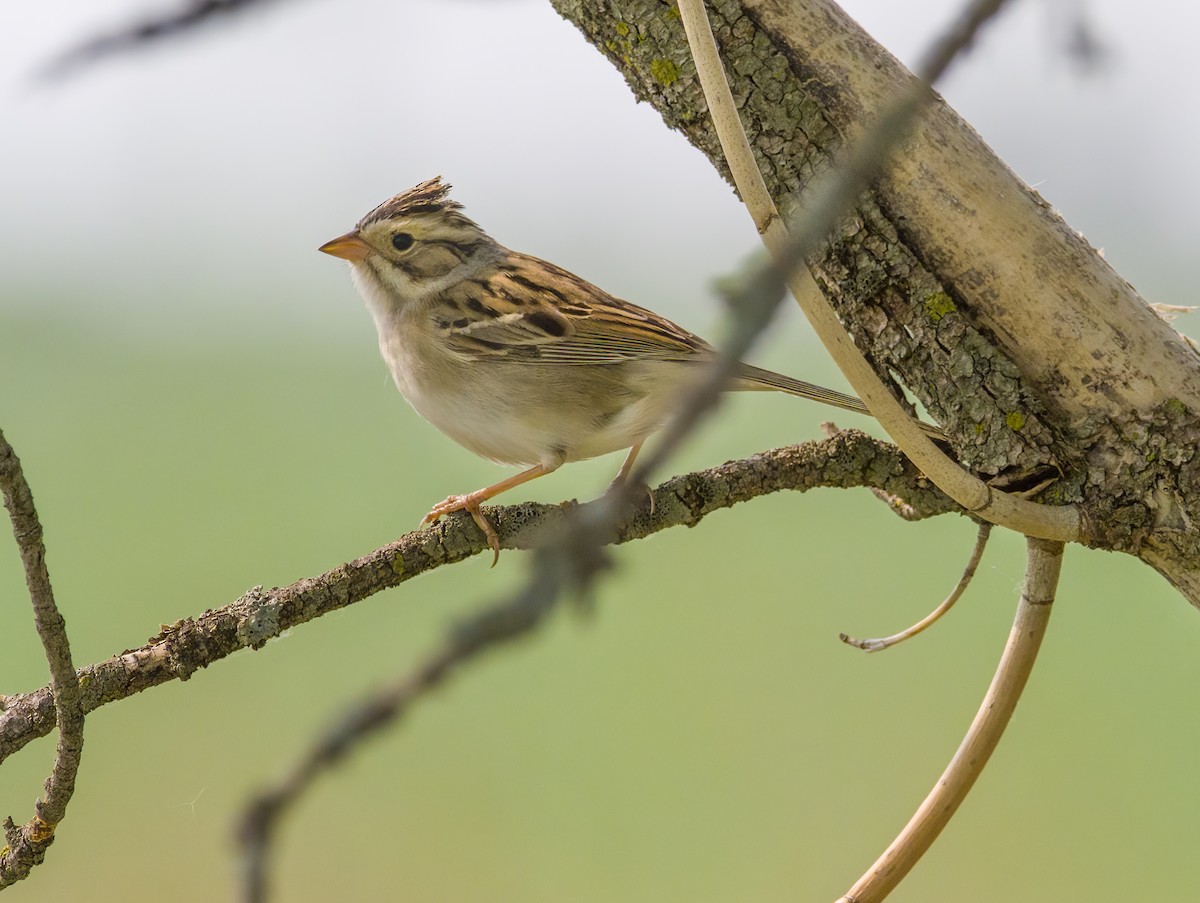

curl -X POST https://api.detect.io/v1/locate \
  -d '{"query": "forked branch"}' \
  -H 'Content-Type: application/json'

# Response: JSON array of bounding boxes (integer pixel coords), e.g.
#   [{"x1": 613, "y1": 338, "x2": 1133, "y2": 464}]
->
[{"x1": 0, "y1": 431, "x2": 85, "y2": 890}]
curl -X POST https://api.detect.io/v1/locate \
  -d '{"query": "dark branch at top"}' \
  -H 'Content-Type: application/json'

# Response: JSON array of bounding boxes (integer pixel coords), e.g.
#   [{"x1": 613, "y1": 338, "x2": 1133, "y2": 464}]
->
[{"x1": 40, "y1": 0, "x2": 284, "y2": 79}]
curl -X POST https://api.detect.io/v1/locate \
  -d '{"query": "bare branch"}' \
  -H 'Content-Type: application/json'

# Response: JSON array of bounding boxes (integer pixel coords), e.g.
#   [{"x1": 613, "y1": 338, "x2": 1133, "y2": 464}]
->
[
  {"x1": 840, "y1": 521, "x2": 991, "y2": 651},
  {"x1": 0, "y1": 431, "x2": 85, "y2": 889},
  {"x1": 0, "y1": 434, "x2": 959, "y2": 765},
  {"x1": 40, "y1": 0, "x2": 283, "y2": 78},
  {"x1": 836, "y1": 536, "x2": 1063, "y2": 903},
  {"x1": 237, "y1": 552, "x2": 568, "y2": 903}
]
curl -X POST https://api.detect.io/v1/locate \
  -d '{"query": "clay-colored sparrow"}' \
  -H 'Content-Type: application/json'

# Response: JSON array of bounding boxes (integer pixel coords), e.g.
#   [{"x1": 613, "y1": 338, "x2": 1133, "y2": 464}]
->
[{"x1": 321, "y1": 178, "x2": 940, "y2": 562}]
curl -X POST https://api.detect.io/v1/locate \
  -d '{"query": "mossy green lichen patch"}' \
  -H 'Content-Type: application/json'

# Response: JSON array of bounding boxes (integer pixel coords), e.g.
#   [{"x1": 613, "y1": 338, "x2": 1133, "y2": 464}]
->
[
  {"x1": 650, "y1": 58, "x2": 680, "y2": 87},
  {"x1": 925, "y1": 291, "x2": 957, "y2": 323},
  {"x1": 1005, "y1": 411, "x2": 1026, "y2": 431}
]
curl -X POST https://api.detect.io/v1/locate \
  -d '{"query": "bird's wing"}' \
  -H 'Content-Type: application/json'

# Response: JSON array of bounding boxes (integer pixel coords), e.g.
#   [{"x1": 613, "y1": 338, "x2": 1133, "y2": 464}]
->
[{"x1": 435, "y1": 253, "x2": 711, "y2": 365}]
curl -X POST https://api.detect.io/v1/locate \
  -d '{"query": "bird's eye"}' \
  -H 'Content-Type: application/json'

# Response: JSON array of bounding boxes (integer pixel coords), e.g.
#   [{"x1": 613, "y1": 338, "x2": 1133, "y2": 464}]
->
[{"x1": 391, "y1": 232, "x2": 415, "y2": 252}]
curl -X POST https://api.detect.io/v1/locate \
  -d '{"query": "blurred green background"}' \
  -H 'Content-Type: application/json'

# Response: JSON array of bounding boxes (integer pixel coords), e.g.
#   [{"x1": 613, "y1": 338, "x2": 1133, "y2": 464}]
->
[{"x1": 3, "y1": 1, "x2": 1199, "y2": 901}]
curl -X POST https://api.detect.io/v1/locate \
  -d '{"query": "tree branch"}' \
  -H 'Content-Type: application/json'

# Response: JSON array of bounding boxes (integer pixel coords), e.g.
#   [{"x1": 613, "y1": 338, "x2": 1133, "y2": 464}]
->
[
  {"x1": 0, "y1": 433, "x2": 959, "y2": 765},
  {"x1": 550, "y1": 0, "x2": 1200, "y2": 603},
  {"x1": 0, "y1": 431, "x2": 85, "y2": 889}
]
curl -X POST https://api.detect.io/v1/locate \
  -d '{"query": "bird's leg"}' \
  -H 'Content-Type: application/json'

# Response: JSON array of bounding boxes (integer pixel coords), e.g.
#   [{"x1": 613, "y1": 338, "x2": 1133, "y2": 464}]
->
[
  {"x1": 608, "y1": 442, "x2": 654, "y2": 514},
  {"x1": 422, "y1": 462, "x2": 558, "y2": 566},
  {"x1": 612, "y1": 442, "x2": 643, "y2": 484}
]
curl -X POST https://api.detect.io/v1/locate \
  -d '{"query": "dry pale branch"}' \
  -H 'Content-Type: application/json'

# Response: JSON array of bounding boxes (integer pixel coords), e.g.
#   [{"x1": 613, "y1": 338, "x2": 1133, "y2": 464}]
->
[
  {"x1": 0, "y1": 434, "x2": 958, "y2": 766},
  {"x1": 840, "y1": 520, "x2": 991, "y2": 652},
  {"x1": 836, "y1": 537, "x2": 1062, "y2": 902},
  {"x1": 676, "y1": 0, "x2": 1078, "y2": 544},
  {"x1": 626, "y1": 0, "x2": 1066, "y2": 544},
  {"x1": 0, "y1": 431, "x2": 85, "y2": 889},
  {"x1": 672, "y1": 6, "x2": 1069, "y2": 898}
]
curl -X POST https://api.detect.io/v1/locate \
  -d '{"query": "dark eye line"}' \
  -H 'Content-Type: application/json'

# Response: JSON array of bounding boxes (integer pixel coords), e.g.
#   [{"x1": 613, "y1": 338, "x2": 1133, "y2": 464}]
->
[{"x1": 391, "y1": 232, "x2": 415, "y2": 252}]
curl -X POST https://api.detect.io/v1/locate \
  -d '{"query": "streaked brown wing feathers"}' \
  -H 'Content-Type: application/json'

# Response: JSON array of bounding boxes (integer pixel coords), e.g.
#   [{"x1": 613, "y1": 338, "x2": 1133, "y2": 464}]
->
[{"x1": 437, "y1": 252, "x2": 712, "y2": 365}]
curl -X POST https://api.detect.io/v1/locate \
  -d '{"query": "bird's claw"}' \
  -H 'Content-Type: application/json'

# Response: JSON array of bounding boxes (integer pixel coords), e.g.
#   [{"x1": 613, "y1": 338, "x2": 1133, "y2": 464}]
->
[{"x1": 422, "y1": 494, "x2": 502, "y2": 566}]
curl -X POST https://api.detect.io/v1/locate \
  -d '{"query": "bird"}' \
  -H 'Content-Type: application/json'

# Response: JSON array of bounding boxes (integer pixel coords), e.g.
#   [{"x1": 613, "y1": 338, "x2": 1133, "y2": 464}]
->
[{"x1": 319, "y1": 177, "x2": 940, "y2": 563}]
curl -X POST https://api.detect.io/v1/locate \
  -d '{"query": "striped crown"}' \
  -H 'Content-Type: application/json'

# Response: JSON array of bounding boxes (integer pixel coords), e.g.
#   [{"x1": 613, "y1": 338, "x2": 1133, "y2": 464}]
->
[{"x1": 357, "y1": 176, "x2": 464, "y2": 229}]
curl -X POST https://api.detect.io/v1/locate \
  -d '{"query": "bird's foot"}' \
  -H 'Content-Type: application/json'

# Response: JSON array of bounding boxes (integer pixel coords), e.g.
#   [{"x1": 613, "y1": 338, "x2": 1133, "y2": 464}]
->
[
  {"x1": 607, "y1": 476, "x2": 655, "y2": 515},
  {"x1": 422, "y1": 493, "x2": 502, "y2": 566}
]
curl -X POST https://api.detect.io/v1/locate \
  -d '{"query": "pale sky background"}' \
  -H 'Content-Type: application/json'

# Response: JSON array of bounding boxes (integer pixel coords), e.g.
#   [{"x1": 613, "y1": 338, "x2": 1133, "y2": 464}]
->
[{"x1": 2, "y1": 0, "x2": 1197, "y2": 351}]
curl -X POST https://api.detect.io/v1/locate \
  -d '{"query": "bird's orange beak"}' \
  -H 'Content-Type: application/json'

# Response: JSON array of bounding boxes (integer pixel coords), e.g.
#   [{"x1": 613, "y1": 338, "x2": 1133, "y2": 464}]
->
[{"x1": 318, "y1": 230, "x2": 372, "y2": 262}]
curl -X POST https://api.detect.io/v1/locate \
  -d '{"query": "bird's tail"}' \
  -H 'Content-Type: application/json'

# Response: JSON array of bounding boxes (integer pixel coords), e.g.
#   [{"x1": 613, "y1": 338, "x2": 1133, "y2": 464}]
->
[{"x1": 735, "y1": 363, "x2": 945, "y2": 440}]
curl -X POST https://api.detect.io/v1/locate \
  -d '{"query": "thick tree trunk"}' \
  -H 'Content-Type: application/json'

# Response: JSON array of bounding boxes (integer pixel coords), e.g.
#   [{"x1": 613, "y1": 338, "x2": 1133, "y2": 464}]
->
[{"x1": 551, "y1": 0, "x2": 1200, "y2": 605}]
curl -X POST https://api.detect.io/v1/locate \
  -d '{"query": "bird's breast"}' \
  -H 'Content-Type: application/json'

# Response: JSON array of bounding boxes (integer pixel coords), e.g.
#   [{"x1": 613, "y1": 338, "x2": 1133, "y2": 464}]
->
[{"x1": 375, "y1": 324, "x2": 688, "y2": 469}]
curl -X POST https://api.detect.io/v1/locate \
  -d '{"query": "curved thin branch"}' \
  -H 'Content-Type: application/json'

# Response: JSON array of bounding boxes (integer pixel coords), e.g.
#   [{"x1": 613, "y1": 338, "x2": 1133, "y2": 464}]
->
[
  {"x1": 840, "y1": 521, "x2": 991, "y2": 651},
  {"x1": 836, "y1": 537, "x2": 1063, "y2": 903},
  {"x1": 238, "y1": 550, "x2": 568, "y2": 903},
  {"x1": 675, "y1": 0, "x2": 1080, "y2": 544},
  {"x1": 0, "y1": 431, "x2": 85, "y2": 889},
  {"x1": 0, "y1": 434, "x2": 960, "y2": 765}
]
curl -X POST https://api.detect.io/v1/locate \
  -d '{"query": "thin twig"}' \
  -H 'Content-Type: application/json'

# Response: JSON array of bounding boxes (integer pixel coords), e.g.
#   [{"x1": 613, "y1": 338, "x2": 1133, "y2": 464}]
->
[
  {"x1": 1149, "y1": 303, "x2": 1196, "y2": 321},
  {"x1": 840, "y1": 521, "x2": 992, "y2": 651},
  {"x1": 835, "y1": 537, "x2": 1063, "y2": 903},
  {"x1": 0, "y1": 435, "x2": 959, "y2": 766},
  {"x1": 675, "y1": 0, "x2": 1080, "y2": 544},
  {"x1": 0, "y1": 431, "x2": 85, "y2": 889}
]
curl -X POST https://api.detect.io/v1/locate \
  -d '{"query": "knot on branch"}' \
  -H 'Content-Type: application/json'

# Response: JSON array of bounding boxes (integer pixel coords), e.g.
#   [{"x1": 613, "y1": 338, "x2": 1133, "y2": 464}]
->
[
  {"x1": 234, "y1": 586, "x2": 284, "y2": 650},
  {"x1": 162, "y1": 618, "x2": 211, "y2": 681}
]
